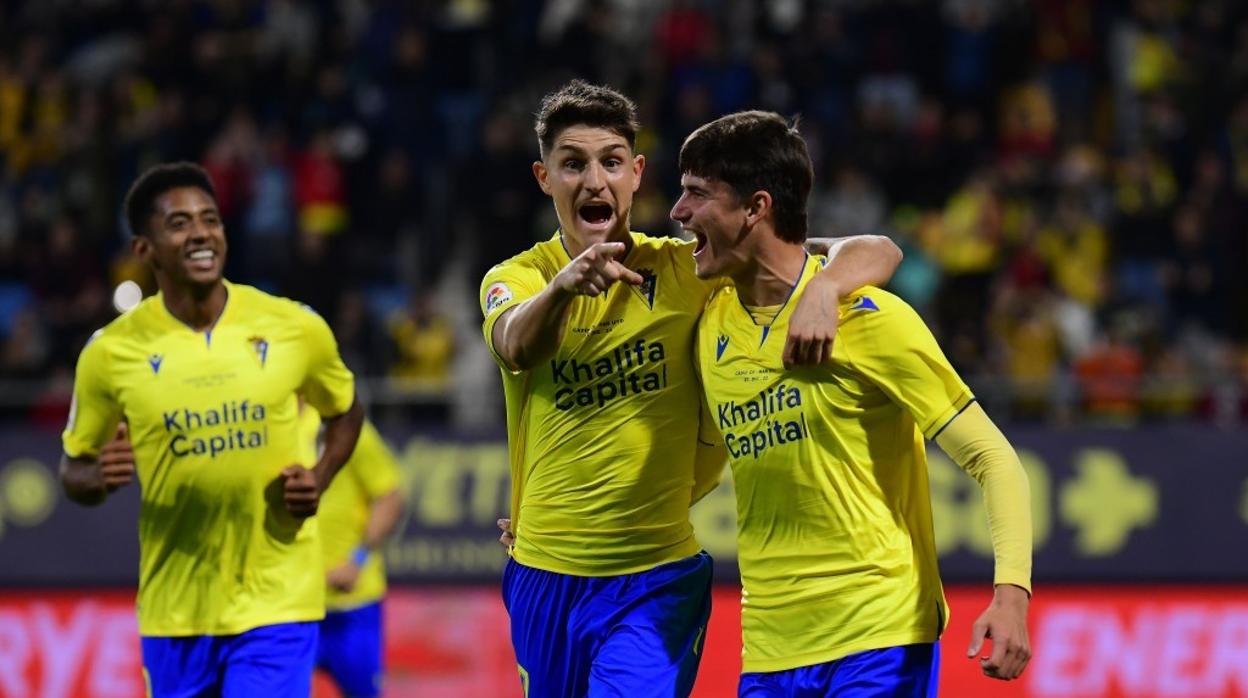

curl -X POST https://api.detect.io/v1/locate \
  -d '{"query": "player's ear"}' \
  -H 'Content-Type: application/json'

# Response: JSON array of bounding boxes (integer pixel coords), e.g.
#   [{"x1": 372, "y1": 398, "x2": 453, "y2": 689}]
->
[
  {"x1": 131, "y1": 233, "x2": 151, "y2": 262},
  {"x1": 632, "y1": 153, "x2": 645, "y2": 193},
  {"x1": 744, "y1": 190, "x2": 772, "y2": 227},
  {"x1": 532, "y1": 160, "x2": 552, "y2": 195}
]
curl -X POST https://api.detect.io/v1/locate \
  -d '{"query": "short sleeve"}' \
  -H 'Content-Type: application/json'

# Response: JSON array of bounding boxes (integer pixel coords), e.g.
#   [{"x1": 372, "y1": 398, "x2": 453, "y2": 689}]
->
[
  {"x1": 351, "y1": 421, "x2": 401, "y2": 498},
  {"x1": 62, "y1": 333, "x2": 122, "y2": 459},
  {"x1": 841, "y1": 292, "x2": 974, "y2": 439},
  {"x1": 479, "y1": 260, "x2": 548, "y2": 368},
  {"x1": 298, "y1": 306, "x2": 356, "y2": 418}
]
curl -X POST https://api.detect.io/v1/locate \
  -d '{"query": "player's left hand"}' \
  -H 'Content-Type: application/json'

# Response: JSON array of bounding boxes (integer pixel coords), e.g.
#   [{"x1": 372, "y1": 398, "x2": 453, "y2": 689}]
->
[
  {"x1": 280, "y1": 465, "x2": 320, "y2": 518},
  {"x1": 784, "y1": 274, "x2": 841, "y2": 368},
  {"x1": 326, "y1": 562, "x2": 360, "y2": 592},
  {"x1": 968, "y1": 584, "x2": 1032, "y2": 681}
]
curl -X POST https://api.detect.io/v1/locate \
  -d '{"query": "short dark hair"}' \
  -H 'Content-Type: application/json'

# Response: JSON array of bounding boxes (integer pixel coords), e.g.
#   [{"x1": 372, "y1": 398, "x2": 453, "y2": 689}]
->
[
  {"x1": 123, "y1": 162, "x2": 218, "y2": 237},
  {"x1": 534, "y1": 80, "x2": 640, "y2": 158},
  {"x1": 679, "y1": 111, "x2": 813, "y2": 243}
]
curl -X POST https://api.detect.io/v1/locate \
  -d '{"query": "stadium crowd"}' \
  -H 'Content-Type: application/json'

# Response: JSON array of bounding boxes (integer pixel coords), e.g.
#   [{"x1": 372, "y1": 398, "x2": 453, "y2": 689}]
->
[{"x1": 1, "y1": 0, "x2": 1246, "y2": 424}]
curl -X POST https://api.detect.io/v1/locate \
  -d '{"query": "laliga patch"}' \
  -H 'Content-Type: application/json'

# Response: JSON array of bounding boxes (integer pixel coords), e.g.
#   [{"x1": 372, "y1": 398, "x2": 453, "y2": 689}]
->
[{"x1": 484, "y1": 282, "x2": 513, "y2": 314}]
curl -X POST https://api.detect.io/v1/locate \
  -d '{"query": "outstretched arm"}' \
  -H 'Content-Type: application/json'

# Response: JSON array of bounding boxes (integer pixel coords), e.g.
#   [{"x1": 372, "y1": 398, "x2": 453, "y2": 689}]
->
[
  {"x1": 493, "y1": 241, "x2": 643, "y2": 371},
  {"x1": 786, "y1": 235, "x2": 902, "y2": 367},
  {"x1": 935, "y1": 402, "x2": 1033, "y2": 681}
]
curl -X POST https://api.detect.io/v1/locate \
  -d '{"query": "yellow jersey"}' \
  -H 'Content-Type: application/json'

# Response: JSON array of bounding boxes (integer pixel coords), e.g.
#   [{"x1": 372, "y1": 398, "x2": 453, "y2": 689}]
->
[
  {"x1": 696, "y1": 257, "x2": 970, "y2": 673},
  {"x1": 63, "y1": 281, "x2": 356, "y2": 636},
  {"x1": 297, "y1": 411, "x2": 401, "y2": 611},
  {"x1": 480, "y1": 231, "x2": 720, "y2": 576}
]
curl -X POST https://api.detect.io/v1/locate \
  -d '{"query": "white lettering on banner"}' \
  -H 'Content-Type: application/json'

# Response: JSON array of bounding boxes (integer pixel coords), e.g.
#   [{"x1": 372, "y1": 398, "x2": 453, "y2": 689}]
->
[
  {"x1": 1032, "y1": 603, "x2": 1248, "y2": 697},
  {"x1": 89, "y1": 611, "x2": 140, "y2": 697},
  {"x1": 1157, "y1": 608, "x2": 1203, "y2": 697},
  {"x1": 0, "y1": 600, "x2": 140, "y2": 698},
  {"x1": 0, "y1": 609, "x2": 31, "y2": 697},
  {"x1": 32, "y1": 602, "x2": 94, "y2": 698},
  {"x1": 1210, "y1": 610, "x2": 1248, "y2": 695}
]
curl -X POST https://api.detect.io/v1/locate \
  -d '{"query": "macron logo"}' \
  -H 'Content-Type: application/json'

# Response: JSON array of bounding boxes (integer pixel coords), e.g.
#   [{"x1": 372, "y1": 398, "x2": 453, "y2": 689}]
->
[
  {"x1": 148, "y1": 354, "x2": 164, "y2": 375},
  {"x1": 850, "y1": 296, "x2": 879, "y2": 312},
  {"x1": 716, "y1": 335, "x2": 729, "y2": 361}
]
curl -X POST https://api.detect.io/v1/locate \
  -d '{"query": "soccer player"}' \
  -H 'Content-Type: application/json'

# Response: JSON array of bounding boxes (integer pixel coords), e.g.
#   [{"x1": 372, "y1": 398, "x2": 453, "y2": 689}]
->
[
  {"x1": 59, "y1": 162, "x2": 365, "y2": 698},
  {"x1": 296, "y1": 408, "x2": 405, "y2": 698},
  {"x1": 479, "y1": 80, "x2": 902, "y2": 697},
  {"x1": 674, "y1": 111, "x2": 1032, "y2": 696}
]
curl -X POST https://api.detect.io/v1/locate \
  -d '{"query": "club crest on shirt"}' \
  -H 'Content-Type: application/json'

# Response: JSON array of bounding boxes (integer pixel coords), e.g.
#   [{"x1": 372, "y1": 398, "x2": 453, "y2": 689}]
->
[
  {"x1": 148, "y1": 354, "x2": 163, "y2": 375},
  {"x1": 484, "y1": 282, "x2": 512, "y2": 314},
  {"x1": 248, "y1": 336, "x2": 269, "y2": 368},
  {"x1": 631, "y1": 268, "x2": 657, "y2": 309}
]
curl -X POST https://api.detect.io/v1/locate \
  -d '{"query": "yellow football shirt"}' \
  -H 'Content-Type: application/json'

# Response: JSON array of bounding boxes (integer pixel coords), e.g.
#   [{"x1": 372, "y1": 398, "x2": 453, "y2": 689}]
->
[
  {"x1": 63, "y1": 280, "x2": 356, "y2": 636},
  {"x1": 297, "y1": 412, "x2": 401, "y2": 611},
  {"x1": 696, "y1": 257, "x2": 970, "y2": 673},
  {"x1": 480, "y1": 231, "x2": 720, "y2": 576}
]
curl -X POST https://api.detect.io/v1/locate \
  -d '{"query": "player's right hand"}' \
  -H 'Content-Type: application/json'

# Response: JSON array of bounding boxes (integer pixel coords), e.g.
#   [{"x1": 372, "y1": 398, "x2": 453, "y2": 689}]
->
[
  {"x1": 99, "y1": 422, "x2": 136, "y2": 492},
  {"x1": 553, "y1": 242, "x2": 644, "y2": 297},
  {"x1": 496, "y1": 518, "x2": 515, "y2": 547}
]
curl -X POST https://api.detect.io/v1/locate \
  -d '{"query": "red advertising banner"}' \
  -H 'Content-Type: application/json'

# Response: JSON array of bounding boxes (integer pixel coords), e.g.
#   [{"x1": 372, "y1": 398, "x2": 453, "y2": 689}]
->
[{"x1": 1, "y1": 586, "x2": 1245, "y2": 698}]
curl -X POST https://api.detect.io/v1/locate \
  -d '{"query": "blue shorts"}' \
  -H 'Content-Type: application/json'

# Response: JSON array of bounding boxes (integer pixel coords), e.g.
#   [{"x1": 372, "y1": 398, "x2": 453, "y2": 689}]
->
[
  {"x1": 141, "y1": 621, "x2": 318, "y2": 698},
  {"x1": 316, "y1": 601, "x2": 384, "y2": 698},
  {"x1": 739, "y1": 643, "x2": 940, "y2": 698},
  {"x1": 503, "y1": 550, "x2": 714, "y2": 698}
]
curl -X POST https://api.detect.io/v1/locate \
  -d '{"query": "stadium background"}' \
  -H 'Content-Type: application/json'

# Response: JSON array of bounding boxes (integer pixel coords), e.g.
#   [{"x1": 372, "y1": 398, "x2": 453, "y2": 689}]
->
[{"x1": 0, "y1": 0, "x2": 1246, "y2": 696}]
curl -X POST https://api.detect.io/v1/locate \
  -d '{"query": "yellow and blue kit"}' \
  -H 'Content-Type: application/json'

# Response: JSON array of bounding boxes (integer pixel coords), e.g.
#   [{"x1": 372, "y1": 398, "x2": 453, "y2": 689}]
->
[
  {"x1": 697, "y1": 255, "x2": 1029, "y2": 694},
  {"x1": 63, "y1": 280, "x2": 355, "y2": 697},
  {"x1": 481, "y1": 231, "x2": 722, "y2": 697}
]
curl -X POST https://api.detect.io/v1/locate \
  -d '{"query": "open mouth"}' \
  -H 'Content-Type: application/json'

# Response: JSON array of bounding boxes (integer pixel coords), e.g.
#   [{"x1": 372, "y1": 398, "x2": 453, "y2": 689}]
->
[
  {"x1": 578, "y1": 203, "x2": 613, "y2": 226},
  {"x1": 691, "y1": 231, "x2": 708, "y2": 256},
  {"x1": 186, "y1": 249, "x2": 217, "y2": 270}
]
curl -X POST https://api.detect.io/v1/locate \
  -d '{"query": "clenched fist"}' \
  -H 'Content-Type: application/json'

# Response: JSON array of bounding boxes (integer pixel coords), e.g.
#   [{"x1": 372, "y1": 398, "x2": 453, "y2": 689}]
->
[{"x1": 280, "y1": 465, "x2": 321, "y2": 518}]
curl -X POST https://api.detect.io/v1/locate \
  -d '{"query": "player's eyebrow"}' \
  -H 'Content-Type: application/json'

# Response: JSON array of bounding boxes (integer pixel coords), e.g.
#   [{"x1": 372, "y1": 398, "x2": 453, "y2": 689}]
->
[
  {"x1": 553, "y1": 142, "x2": 628, "y2": 157},
  {"x1": 165, "y1": 206, "x2": 220, "y2": 222}
]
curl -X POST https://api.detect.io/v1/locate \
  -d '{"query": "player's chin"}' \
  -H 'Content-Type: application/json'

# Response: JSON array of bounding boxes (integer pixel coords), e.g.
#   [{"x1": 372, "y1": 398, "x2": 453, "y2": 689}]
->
[
  {"x1": 692, "y1": 253, "x2": 719, "y2": 280},
  {"x1": 182, "y1": 265, "x2": 224, "y2": 287}
]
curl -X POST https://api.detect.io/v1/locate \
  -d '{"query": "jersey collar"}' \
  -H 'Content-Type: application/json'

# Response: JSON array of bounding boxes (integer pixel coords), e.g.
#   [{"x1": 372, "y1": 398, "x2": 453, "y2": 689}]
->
[{"x1": 152, "y1": 279, "x2": 236, "y2": 345}]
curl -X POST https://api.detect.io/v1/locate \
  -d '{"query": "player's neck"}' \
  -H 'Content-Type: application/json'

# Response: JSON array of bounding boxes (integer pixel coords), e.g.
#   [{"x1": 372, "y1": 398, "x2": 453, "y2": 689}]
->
[
  {"x1": 159, "y1": 279, "x2": 228, "y2": 332},
  {"x1": 560, "y1": 225, "x2": 632, "y2": 259},
  {"x1": 736, "y1": 241, "x2": 806, "y2": 307}
]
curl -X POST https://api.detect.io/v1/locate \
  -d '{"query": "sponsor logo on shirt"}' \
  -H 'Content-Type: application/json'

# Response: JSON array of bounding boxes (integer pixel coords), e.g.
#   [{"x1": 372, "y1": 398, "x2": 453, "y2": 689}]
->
[
  {"x1": 162, "y1": 400, "x2": 269, "y2": 458},
  {"x1": 550, "y1": 338, "x2": 669, "y2": 410},
  {"x1": 716, "y1": 383, "x2": 810, "y2": 459},
  {"x1": 484, "y1": 283, "x2": 512, "y2": 314}
]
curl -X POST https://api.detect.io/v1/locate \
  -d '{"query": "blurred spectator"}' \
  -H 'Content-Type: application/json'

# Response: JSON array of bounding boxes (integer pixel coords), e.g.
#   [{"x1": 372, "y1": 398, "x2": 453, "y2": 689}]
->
[
  {"x1": 0, "y1": 0, "x2": 1244, "y2": 427},
  {"x1": 1075, "y1": 326, "x2": 1145, "y2": 421},
  {"x1": 387, "y1": 292, "x2": 454, "y2": 387},
  {"x1": 1035, "y1": 194, "x2": 1107, "y2": 309}
]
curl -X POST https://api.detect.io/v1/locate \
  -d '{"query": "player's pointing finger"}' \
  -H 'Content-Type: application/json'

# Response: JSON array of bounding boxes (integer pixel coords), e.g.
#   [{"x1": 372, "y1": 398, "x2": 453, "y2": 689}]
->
[
  {"x1": 594, "y1": 241, "x2": 627, "y2": 260},
  {"x1": 607, "y1": 262, "x2": 644, "y2": 286}
]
